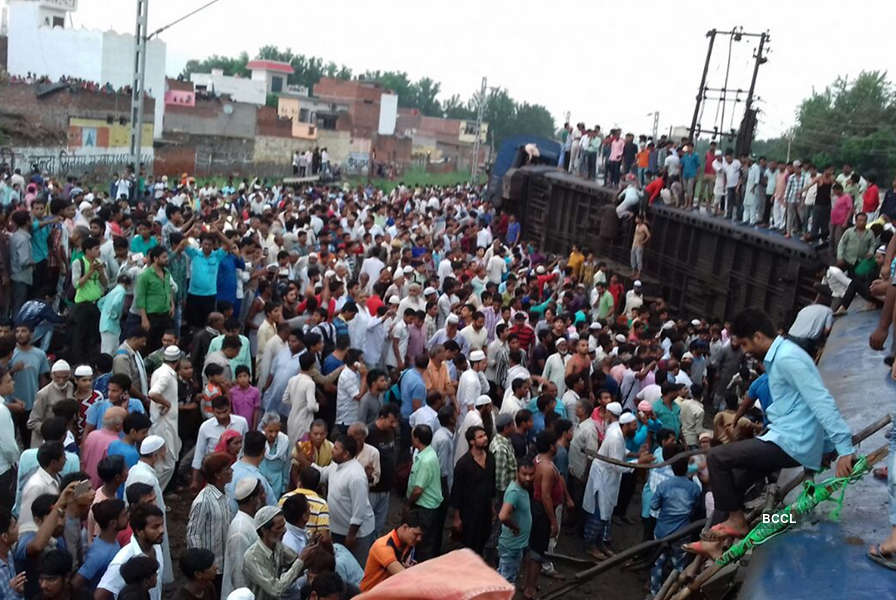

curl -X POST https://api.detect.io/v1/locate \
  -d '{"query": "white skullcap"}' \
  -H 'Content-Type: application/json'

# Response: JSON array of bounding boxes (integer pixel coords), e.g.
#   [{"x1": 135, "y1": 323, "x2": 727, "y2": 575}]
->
[
  {"x1": 254, "y1": 505, "x2": 282, "y2": 530},
  {"x1": 606, "y1": 402, "x2": 623, "y2": 416},
  {"x1": 446, "y1": 314, "x2": 459, "y2": 325},
  {"x1": 388, "y1": 295, "x2": 400, "y2": 304},
  {"x1": 469, "y1": 350, "x2": 486, "y2": 362},
  {"x1": 73, "y1": 365, "x2": 93, "y2": 378},
  {"x1": 227, "y1": 590, "x2": 255, "y2": 600},
  {"x1": 423, "y1": 287, "x2": 437, "y2": 296},
  {"x1": 619, "y1": 412, "x2": 637, "y2": 425},
  {"x1": 51, "y1": 360, "x2": 71, "y2": 373},
  {"x1": 234, "y1": 477, "x2": 259, "y2": 501},
  {"x1": 140, "y1": 435, "x2": 165, "y2": 455},
  {"x1": 474, "y1": 394, "x2": 492, "y2": 407},
  {"x1": 163, "y1": 345, "x2": 182, "y2": 362}
]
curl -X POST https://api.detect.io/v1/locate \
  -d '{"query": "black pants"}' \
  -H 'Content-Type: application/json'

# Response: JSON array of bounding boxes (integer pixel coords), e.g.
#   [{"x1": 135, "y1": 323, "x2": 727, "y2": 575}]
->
[
  {"x1": 761, "y1": 190, "x2": 773, "y2": 224},
  {"x1": 70, "y1": 301, "x2": 100, "y2": 361},
  {"x1": 0, "y1": 467, "x2": 16, "y2": 513},
  {"x1": 608, "y1": 160, "x2": 622, "y2": 186},
  {"x1": 145, "y1": 313, "x2": 173, "y2": 354},
  {"x1": 413, "y1": 504, "x2": 441, "y2": 561},
  {"x1": 585, "y1": 152, "x2": 597, "y2": 179},
  {"x1": 614, "y1": 471, "x2": 636, "y2": 517},
  {"x1": 186, "y1": 294, "x2": 216, "y2": 329},
  {"x1": 707, "y1": 438, "x2": 800, "y2": 512},
  {"x1": 33, "y1": 260, "x2": 49, "y2": 292},
  {"x1": 839, "y1": 278, "x2": 876, "y2": 311},
  {"x1": 807, "y1": 204, "x2": 830, "y2": 241}
]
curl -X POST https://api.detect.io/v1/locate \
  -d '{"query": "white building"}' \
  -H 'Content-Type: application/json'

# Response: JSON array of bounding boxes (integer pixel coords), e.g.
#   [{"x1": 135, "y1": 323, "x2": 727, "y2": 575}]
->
[
  {"x1": 190, "y1": 59, "x2": 294, "y2": 105},
  {"x1": 5, "y1": 0, "x2": 167, "y2": 139}
]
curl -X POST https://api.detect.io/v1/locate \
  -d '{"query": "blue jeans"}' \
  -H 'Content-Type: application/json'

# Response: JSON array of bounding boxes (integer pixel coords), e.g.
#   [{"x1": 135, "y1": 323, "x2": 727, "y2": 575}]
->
[
  {"x1": 369, "y1": 491, "x2": 390, "y2": 536},
  {"x1": 497, "y1": 546, "x2": 524, "y2": 583},
  {"x1": 33, "y1": 321, "x2": 53, "y2": 352},
  {"x1": 584, "y1": 492, "x2": 612, "y2": 547},
  {"x1": 650, "y1": 546, "x2": 687, "y2": 594}
]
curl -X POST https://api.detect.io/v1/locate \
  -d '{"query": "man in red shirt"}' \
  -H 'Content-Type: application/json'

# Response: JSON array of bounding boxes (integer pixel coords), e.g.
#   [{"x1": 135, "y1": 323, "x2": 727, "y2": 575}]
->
[
  {"x1": 862, "y1": 174, "x2": 880, "y2": 213},
  {"x1": 699, "y1": 141, "x2": 717, "y2": 206},
  {"x1": 509, "y1": 312, "x2": 535, "y2": 353}
]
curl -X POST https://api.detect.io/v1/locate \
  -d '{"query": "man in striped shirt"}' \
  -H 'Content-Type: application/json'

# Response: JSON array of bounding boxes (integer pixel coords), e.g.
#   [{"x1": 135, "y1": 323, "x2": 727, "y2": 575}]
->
[
  {"x1": 785, "y1": 161, "x2": 810, "y2": 238},
  {"x1": 279, "y1": 466, "x2": 330, "y2": 538}
]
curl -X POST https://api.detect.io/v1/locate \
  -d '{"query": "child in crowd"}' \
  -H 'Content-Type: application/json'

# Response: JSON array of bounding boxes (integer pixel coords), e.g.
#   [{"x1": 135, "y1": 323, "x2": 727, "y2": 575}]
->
[
  {"x1": 228, "y1": 365, "x2": 260, "y2": 429},
  {"x1": 200, "y1": 363, "x2": 228, "y2": 420},
  {"x1": 174, "y1": 547, "x2": 218, "y2": 600}
]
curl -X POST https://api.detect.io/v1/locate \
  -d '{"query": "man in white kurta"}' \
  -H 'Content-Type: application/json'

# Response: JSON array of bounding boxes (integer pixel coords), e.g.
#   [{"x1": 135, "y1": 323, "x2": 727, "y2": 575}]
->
[
  {"x1": 583, "y1": 414, "x2": 636, "y2": 550},
  {"x1": 221, "y1": 479, "x2": 262, "y2": 599},
  {"x1": 124, "y1": 435, "x2": 174, "y2": 584},
  {"x1": 282, "y1": 358, "x2": 318, "y2": 450},
  {"x1": 454, "y1": 395, "x2": 492, "y2": 465},
  {"x1": 147, "y1": 347, "x2": 181, "y2": 491}
]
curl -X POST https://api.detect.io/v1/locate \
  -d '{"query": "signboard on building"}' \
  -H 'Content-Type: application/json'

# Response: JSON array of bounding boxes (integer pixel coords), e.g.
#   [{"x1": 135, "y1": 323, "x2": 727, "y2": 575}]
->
[
  {"x1": 39, "y1": 0, "x2": 78, "y2": 10},
  {"x1": 378, "y1": 93, "x2": 398, "y2": 136},
  {"x1": 165, "y1": 90, "x2": 196, "y2": 107},
  {"x1": 67, "y1": 118, "x2": 153, "y2": 149}
]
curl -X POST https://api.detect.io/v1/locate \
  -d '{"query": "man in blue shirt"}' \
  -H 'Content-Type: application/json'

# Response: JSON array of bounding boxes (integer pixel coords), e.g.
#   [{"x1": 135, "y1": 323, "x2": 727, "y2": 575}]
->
[
  {"x1": 696, "y1": 308, "x2": 854, "y2": 559},
  {"x1": 73, "y1": 498, "x2": 125, "y2": 591},
  {"x1": 650, "y1": 446, "x2": 701, "y2": 596},
  {"x1": 399, "y1": 355, "x2": 428, "y2": 462},
  {"x1": 176, "y1": 227, "x2": 234, "y2": 329},
  {"x1": 505, "y1": 215, "x2": 520, "y2": 245},
  {"x1": 736, "y1": 371, "x2": 773, "y2": 425},
  {"x1": 680, "y1": 145, "x2": 701, "y2": 207}
]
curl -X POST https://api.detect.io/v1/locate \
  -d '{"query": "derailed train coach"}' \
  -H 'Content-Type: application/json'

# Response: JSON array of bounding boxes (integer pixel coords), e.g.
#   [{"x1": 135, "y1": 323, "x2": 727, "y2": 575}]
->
[{"x1": 502, "y1": 165, "x2": 823, "y2": 328}]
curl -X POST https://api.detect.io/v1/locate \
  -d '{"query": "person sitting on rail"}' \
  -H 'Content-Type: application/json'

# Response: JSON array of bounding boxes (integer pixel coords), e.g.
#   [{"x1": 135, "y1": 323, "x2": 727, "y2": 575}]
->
[{"x1": 685, "y1": 308, "x2": 855, "y2": 559}]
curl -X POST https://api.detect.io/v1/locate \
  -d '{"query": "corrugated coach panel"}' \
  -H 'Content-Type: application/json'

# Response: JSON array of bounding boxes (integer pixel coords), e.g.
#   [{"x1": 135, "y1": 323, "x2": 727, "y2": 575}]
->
[{"x1": 505, "y1": 167, "x2": 822, "y2": 323}]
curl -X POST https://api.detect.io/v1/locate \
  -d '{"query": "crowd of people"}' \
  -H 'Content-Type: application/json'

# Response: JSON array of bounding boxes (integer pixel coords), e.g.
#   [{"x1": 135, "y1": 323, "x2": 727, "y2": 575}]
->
[
  {"x1": 559, "y1": 124, "x2": 896, "y2": 253},
  {"x1": 0, "y1": 153, "x2": 889, "y2": 600}
]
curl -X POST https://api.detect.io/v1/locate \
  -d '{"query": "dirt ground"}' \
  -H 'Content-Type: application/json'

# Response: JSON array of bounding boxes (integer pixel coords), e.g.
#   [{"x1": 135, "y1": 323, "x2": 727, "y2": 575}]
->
[{"x1": 161, "y1": 479, "x2": 650, "y2": 600}]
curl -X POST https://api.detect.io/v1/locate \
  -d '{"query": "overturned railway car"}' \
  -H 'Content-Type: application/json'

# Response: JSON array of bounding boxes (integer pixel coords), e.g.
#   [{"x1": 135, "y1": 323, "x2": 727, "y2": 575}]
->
[{"x1": 502, "y1": 166, "x2": 822, "y2": 327}]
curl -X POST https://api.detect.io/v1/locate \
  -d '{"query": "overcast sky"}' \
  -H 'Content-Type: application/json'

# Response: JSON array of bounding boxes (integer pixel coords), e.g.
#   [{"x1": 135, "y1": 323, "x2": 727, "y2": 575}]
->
[{"x1": 48, "y1": 0, "x2": 896, "y2": 139}]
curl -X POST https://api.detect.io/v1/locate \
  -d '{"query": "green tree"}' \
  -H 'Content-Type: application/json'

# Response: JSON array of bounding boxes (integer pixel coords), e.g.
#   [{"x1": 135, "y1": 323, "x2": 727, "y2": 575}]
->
[
  {"x1": 790, "y1": 71, "x2": 896, "y2": 179},
  {"x1": 410, "y1": 77, "x2": 442, "y2": 117},
  {"x1": 180, "y1": 51, "x2": 249, "y2": 78},
  {"x1": 442, "y1": 94, "x2": 473, "y2": 119}
]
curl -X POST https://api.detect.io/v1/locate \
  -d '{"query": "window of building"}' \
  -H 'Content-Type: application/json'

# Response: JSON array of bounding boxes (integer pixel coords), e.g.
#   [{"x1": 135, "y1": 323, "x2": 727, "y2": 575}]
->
[
  {"x1": 317, "y1": 115, "x2": 338, "y2": 130},
  {"x1": 52, "y1": 16, "x2": 65, "y2": 28},
  {"x1": 299, "y1": 108, "x2": 310, "y2": 123},
  {"x1": 271, "y1": 76, "x2": 283, "y2": 93}
]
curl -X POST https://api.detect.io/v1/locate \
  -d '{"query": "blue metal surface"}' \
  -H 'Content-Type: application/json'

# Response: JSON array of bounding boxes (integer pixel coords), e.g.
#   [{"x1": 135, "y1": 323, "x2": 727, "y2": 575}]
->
[
  {"x1": 486, "y1": 135, "x2": 560, "y2": 202},
  {"x1": 740, "y1": 308, "x2": 896, "y2": 599}
]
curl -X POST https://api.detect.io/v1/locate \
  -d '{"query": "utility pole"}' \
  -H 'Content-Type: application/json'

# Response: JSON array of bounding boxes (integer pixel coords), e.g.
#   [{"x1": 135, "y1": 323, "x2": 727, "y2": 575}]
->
[
  {"x1": 689, "y1": 29, "x2": 716, "y2": 142},
  {"x1": 736, "y1": 30, "x2": 769, "y2": 156},
  {"x1": 646, "y1": 111, "x2": 659, "y2": 142},
  {"x1": 471, "y1": 76, "x2": 487, "y2": 184},
  {"x1": 743, "y1": 31, "x2": 768, "y2": 121},
  {"x1": 129, "y1": 0, "x2": 225, "y2": 173},
  {"x1": 128, "y1": 0, "x2": 149, "y2": 172}
]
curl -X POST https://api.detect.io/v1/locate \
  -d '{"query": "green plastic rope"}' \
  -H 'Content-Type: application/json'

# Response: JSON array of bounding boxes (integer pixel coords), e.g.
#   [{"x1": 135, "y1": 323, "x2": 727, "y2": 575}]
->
[{"x1": 715, "y1": 455, "x2": 871, "y2": 567}]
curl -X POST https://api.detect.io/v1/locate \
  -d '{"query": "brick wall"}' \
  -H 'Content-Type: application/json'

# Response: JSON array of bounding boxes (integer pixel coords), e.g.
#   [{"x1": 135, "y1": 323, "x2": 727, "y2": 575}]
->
[
  {"x1": 0, "y1": 82, "x2": 154, "y2": 146},
  {"x1": 253, "y1": 135, "x2": 313, "y2": 164},
  {"x1": 373, "y1": 134, "x2": 412, "y2": 166},
  {"x1": 255, "y1": 106, "x2": 294, "y2": 138}
]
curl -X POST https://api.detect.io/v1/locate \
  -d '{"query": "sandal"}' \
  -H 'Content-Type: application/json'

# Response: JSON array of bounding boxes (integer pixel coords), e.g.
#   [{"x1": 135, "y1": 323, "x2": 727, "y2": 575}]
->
[
  {"x1": 701, "y1": 522, "x2": 748, "y2": 541},
  {"x1": 868, "y1": 544, "x2": 896, "y2": 571}
]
